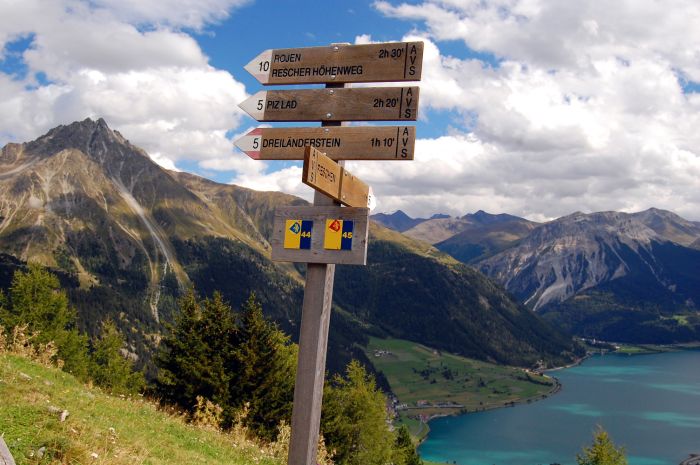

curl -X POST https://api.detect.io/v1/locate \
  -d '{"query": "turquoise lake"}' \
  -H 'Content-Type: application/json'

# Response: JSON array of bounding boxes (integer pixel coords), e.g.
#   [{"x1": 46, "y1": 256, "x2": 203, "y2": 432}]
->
[{"x1": 418, "y1": 350, "x2": 700, "y2": 465}]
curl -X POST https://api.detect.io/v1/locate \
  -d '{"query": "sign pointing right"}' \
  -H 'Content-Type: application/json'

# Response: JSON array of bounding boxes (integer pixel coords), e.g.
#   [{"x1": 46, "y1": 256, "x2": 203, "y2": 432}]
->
[{"x1": 302, "y1": 147, "x2": 370, "y2": 208}]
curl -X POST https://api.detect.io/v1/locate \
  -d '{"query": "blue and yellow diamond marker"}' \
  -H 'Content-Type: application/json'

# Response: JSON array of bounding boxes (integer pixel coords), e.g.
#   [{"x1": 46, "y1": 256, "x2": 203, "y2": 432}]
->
[
  {"x1": 324, "y1": 219, "x2": 354, "y2": 250},
  {"x1": 284, "y1": 219, "x2": 313, "y2": 249}
]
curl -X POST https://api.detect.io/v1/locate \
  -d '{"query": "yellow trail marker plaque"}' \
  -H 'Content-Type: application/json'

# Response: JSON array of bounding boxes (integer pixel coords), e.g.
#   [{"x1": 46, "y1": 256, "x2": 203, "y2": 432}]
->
[
  {"x1": 284, "y1": 220, "x2": 313, "y2": 249},
  {"x1": 323, "y1": 219, "x2": 354, "y2": 251},
  {"x1": 271, "y1": 206, "x2": 369, "y2": 265}
]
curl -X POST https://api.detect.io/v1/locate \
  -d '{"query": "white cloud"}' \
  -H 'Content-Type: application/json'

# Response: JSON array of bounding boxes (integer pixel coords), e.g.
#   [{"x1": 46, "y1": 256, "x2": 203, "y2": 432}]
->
[
  {"x1": 231, "y1": 165, "x2": 312, "y2": 202},
  {"x1": 3, "y1": 0, "x2": 700, "y2": 222},
  {"x1": 355, "y1": 1, "x2": 700, "y2": 220},
  {"x1": 374, "y1": 1, "x2": 700, "y2": 80},
  {"x1": 0, "y1": 0, "x2": 247, "y2": 172},
  {"x1": 91, "y1": 0, "x2": 250, "y2": 30}
]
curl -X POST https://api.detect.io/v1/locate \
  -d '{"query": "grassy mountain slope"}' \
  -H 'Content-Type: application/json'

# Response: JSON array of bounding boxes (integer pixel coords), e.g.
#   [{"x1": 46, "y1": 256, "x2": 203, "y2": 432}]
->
[
  {"x1": 372, "y1": 210, "x2": 538, "y2": 263},
  {"x1": 435, "y1": 218, "x2": 537, "y2": 263},
  {"x1": 0, "y1": 354, "x2": 281, "y2": 465},
  {"x1": 365, "y1": 337, "x2": 557, "y2": 419},
  {"x1": 0, "y1": 119, "x2": 579, "y2": 372},
  {"x1": 332, "y1": 232, "x2": 582, "y2": 367}
]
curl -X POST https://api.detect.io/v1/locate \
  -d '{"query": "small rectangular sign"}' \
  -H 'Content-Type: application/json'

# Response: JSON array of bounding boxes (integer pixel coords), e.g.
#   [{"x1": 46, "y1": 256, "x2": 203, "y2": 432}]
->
[
  {"x1": 324, "y1": 219, "x2": 354, "y2": 251},
  {"x1": 238, "y1": 87, "x2": 419, "y2": 122},
  {"x1": 284, "y1": 219, "x2": 313, "y2": 249},
  {"x1": 303, "y1": 146, "x2": 342, "y2": 200},
  {"x1": 302, "y1": 147, "x2": 370, "y2": 208},
  {"x1": 234, "y1": 126, "x2": 416, "y2": 161},
  {"x1": 271, "y1": 206, "x2": 369, "y2": 265},
  {"x1": 244, "y1": 41, "x2": 424, "y2": 85}
]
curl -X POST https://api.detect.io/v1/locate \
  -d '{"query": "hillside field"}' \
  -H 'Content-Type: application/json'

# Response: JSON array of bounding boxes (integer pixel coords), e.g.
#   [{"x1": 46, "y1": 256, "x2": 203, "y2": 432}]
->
[
  {"x1": 0, "y1": 354, "x2": 280, "y2": 465},
  {"x1": 365, "y1": 337, "x2": 558, "y2": 436}
]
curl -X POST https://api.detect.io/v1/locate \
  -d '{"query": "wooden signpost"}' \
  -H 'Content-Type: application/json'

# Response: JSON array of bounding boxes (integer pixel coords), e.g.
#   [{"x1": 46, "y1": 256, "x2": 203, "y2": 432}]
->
[
  {"x1": 245, "y1": 41, "x2": 423, "y2": 85},
  {"x1": 234, "y1": 126, "x2": 416, "y2": 160},
  {"x1": 238, "y1": 87, "x2": 419, "y2": 121},
  {"x1": 302, "y1": 147, "x2": 371, "y2": 208},
  {"x1": 238, "y1": 40, "x2": 423, "y2": 465}
]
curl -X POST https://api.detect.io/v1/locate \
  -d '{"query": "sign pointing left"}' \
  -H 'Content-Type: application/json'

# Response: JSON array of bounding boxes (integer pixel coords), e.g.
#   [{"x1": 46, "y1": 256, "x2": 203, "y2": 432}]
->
[
  {"x1": 238, "y1": 87, "x2": 419, "y2": 122},
  {"x1": 234, "y1": 126, "x2": 416, "y2": 161},
  {"x1": 244, "y1": 42, "x2": 424, "y2": 85}
]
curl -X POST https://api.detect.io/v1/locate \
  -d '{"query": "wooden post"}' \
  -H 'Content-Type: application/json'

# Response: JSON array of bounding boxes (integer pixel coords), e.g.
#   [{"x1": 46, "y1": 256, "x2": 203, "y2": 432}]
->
[{"x1": 287, "y1": 81, "x2": 345, "y2": 465}]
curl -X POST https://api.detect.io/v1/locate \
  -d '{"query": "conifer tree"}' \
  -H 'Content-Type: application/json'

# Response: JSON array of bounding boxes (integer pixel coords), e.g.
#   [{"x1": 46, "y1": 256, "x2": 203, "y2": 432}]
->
[
  {"x1": 0, "y1": 289, "x2": 6, "y2": 316},
  {"x1": 393, "y1": 425, "x2": 423, "y2": 465},
  {"x1": 0, "y1": 264, "x2": 90, "y2": 379},
  {"x1": 231, "y1": 293, "x2": 297, "y2": 440},
  {"x1": 321, "y1": 360, "x2": 395, "y2": 465},
  {"x1": 155, "y1": 290, "x2": 237, "y2": 411},
  {"x1": 576, "y1": 427, "x2": 627, "y2": 465},
  {"x1": 91, "y1": 319, "x2": 145, "y2": 395}
]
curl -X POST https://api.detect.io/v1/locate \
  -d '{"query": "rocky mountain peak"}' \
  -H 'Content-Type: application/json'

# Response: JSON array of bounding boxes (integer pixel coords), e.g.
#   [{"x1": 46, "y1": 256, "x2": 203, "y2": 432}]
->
[
  {"x1": 478, "y1": 208, "x2": 700, "y2": 311},
  {"x1": 23, "y1": 118, "x2": 145, "y2": 169},
  {"x1": 464, "y1": 210, "x2": 526, "y2": 225}
]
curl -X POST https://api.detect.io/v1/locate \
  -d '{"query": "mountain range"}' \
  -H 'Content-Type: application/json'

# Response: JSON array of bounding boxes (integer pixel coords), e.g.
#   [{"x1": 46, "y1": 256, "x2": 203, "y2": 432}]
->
[
  {"x1": 373, "y1": 208, "x2": 700, "y2": 343},
  {"x1": 0, "y1": 119, "x2": 581, "y2": 376}
]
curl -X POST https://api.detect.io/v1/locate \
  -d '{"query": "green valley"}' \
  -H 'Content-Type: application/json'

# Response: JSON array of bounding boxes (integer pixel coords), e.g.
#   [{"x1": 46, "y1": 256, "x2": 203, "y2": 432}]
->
[{"x1": 364, "y1": 337, "x2": 558, "y2": 437}]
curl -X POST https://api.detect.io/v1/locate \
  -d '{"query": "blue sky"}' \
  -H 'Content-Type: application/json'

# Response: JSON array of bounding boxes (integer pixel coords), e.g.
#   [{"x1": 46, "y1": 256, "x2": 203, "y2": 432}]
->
[
  {"x1": 2, "y1": 0, "x2": 700, "y2": 220},
  {"x1": 187, "y1": 0, "x2": 481, "y2": 179}
]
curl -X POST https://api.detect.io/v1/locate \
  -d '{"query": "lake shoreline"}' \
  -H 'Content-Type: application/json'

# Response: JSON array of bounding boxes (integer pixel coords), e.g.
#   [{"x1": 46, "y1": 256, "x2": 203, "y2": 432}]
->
[
  {"x1": 415, "y1": 360, "x2": 573, "y2": 443},
  {"x1": 416, "y1": 345, "x2": 693, "y2": 442},
  {"x1": 418, "y1": 349, "x2": 700, "y2": 465}
]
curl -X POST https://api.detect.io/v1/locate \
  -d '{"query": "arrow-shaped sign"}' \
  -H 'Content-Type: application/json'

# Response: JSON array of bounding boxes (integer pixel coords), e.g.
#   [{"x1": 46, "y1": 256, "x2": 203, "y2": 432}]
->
[
  {"x1": 238, "y1": 87, "x2": 419, "y2": 122},
  {"x1": 302, "y1": 147, "x2": 370, "y2": 208},
  {"x1": 244, "y1": 41, "x2": 423, "y2": 85},
  {"x1": 234, "y1": 126, "x2": 415, "y2": 161}
]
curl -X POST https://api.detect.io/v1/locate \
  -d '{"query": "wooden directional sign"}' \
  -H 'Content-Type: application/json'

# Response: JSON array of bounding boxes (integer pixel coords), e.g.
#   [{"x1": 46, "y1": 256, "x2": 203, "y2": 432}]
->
[
  {"x1": 303, "y1": 146, "x2": 342, "y2": 200},
  {"x1": 302, "y1": 147, "x2": 370, "y2": 208},
  {"x1": 271, "y1": 205, "x2": 369, "y2": 265},
  {"x1": 234, "y1": 126, "x2": 416, "y2": 161},
  {"x1": 245, "y1": 41, "x2": 423, "y2": 85},
  {"x1": 238, "y1": 87, "x2": 419, "y2": 122}
]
